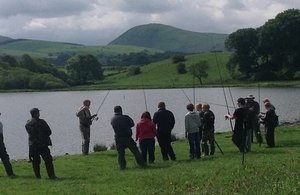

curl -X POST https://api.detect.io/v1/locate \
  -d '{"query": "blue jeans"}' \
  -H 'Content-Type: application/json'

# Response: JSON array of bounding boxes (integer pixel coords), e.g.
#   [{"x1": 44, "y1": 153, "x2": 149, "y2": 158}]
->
[{"x1": 188, "y1": 132, "x2": 201, "y2": 158}]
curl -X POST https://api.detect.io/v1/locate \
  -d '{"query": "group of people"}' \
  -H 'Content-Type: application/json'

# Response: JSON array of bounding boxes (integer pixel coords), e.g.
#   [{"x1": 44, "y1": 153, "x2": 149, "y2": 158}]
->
[
  {"x1": 0, "y1": 95, "x2": 278, "y2": 178},
  {"x1": 225, "y1": 95, "x2": 278, "y2": 153}
]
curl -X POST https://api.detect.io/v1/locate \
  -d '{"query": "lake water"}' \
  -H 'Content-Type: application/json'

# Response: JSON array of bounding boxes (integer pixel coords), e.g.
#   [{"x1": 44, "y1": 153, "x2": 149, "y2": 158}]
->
[{"x1": 0, "y1": 87, "x2": 299, "y2": 160}]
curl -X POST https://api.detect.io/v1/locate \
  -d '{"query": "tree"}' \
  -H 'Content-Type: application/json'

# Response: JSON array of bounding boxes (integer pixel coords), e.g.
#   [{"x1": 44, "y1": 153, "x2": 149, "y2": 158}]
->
[
  {"x1": 127, "y1": 66, "x2": 141, "y2": 76},
  {"x1": 67, "y1": 55, "x2": 104, "y2": 84},
  {"x1": 172, "y1": 55, "x2": 185, "y2": 64},
  {"x1": 20, "y1": 54, "x2": 39, "y2": 72},
  {"x1": 176, "y1": 63, "x2": 187, "y2": 74},
  {"x1": 225, "y1": 28, "x2": 259, "y2": 79},
  {"x1": 189, "y1": 61, "x2": 209, "y2": 85}
]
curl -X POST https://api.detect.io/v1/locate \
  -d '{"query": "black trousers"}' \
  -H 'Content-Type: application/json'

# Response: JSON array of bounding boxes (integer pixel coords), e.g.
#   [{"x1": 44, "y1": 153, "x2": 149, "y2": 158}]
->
[
  {"x1": 157, "y1": 132, "x2": 176, "y2": 161},
  {"x1": 139, "y1": 138, "x2": 155, "y2": 163},
  {"x1": 31, "y1": 146, "x2": 55, "y2": 178},
  {"x1": 265, "y1": 126, "x2": 275, "y2": 147},
  {"x1": 0, "y1": 142, "x2": 14, "y2": 176},
  {"x1": 115, "y1": 137, "x2": 145, "y2": 169}
]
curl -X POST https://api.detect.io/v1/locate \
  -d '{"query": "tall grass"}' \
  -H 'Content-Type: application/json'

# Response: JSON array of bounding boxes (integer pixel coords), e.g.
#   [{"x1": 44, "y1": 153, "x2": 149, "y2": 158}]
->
[{"x1": 0, "y1": 124, "x2": 299, "y2": 194}]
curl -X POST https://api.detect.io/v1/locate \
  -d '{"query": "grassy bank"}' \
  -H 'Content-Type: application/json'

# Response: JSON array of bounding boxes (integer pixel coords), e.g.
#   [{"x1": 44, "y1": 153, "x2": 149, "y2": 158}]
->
[{"x1": 1, "y1": 124, "x2": 299, "y2": 194}]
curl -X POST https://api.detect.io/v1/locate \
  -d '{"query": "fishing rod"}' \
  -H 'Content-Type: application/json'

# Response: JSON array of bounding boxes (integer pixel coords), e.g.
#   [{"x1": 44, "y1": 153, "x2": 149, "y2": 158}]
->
[
  {"x1": 142, "y1": 86, "x2": 148, "y2": 111},
  {"x1": 93, "y1": 90, "x2": 110, "y2": 121},
  {"x1": 213, "y1": 50, "x2": 234, "y2": 132},
  {"x1": 198, "y1": 100, "x2": 235, "y2": 109},
  {"x1": 214, "y1": 140, "x2": 224, "y2": 155},
  {"x1": 181, "y1": 88, "x2": 192, "y2": 104},
  {"x1": 228, "y1": 86, "x2": 236, "y2": 109},
  {"x1": 193, "y1": 76, "x2": 196, "y2": 106}
]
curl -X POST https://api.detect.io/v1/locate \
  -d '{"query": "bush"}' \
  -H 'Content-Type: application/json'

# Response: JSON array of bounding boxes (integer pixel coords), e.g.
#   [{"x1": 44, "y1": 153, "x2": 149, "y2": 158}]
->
[
  {"x1": 254, "y1": 71, "x2": 278, "y2": 81},
  {"x1": 176, "y1": 63, "x2": 187, "y2": 74},
  {"x1": 29, "y1": 77, "x2": 46, "y2": 89},
  {"x1": 293, "y1": 71, "x2": 300, "y2": 80},
  {"x1": 127, "y1": 66, "x2": 141, "y2": 76},
  {"x1": 93, "y1": 143, "x2": 108, "y2": 152},
  {"x1": 172, "y1": 55, "x2": 185, "y2": 64}
]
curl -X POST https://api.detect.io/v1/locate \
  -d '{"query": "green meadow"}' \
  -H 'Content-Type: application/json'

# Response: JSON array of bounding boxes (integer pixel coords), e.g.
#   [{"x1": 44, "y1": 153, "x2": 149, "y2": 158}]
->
[
  {"x1": 1, "y1": 124, "x2": 299, "y2": 194},
  {"x1": 73, "y1": 52, "x2": 300, "y2": 91}
]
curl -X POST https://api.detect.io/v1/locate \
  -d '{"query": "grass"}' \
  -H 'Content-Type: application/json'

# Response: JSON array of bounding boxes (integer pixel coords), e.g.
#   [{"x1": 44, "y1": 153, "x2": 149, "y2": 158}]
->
[{"x1": 1, "y1": 124, "x2": 299, "y2": 194}]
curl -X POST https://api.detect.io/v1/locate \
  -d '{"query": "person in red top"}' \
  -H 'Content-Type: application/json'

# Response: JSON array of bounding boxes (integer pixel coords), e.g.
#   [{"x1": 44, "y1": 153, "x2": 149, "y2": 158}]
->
[{"x1": 136, "y1": 111, "x2": 157, "y2": 164}]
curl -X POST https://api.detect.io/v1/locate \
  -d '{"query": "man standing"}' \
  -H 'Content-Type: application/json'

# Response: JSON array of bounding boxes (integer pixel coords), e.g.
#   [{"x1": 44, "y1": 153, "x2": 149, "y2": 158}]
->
[
  {"x1": 245, "y1": 94, "x2": 263, "y2": 145},
  {"x1": 76, "y1": 100, "x2": 97, "y2": 155},
  {"x1": 25, "y1": 108, "x2": 57, "y2": 179},
  {"x1": 202, "y1": 104, "x2": 215, "y2": 156},
  {"x1": 153, "y1": 102, "x2": 176, "y2": 161},
  {"x1": 0, "y1": 113, "x2": 15, "y2": 178},
  {"x1": 110, "y1": 106, "x2": 146, "y2": 170}
]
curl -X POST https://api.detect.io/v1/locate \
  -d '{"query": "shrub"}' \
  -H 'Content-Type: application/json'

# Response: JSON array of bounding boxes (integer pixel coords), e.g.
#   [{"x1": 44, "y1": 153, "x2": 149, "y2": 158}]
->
[
  {"x1": 127, "y1": 66, "x2": 141, "y2": 76},
  {"x1": 293, "y1": 71, "x2": 300, "y2": 80},
  {"x1": 172, "y1": 55, "x2": 185, "y2": 64},
  {"x1": 93, "y1": 143, "x2": 108, "y2": 152},
  {"x1": 176, "y1": 63, "x2": 187, "y2": 74}
]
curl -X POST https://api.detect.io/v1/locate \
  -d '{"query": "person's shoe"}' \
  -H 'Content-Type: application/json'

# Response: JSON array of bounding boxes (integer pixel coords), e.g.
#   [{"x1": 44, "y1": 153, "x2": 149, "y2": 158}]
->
[
  {"x1": 163, "y1": 157, "x2": 169, "y2": 161},
  {"x1": 171, "y1": 157, "x2": 176, "y2": 161}
]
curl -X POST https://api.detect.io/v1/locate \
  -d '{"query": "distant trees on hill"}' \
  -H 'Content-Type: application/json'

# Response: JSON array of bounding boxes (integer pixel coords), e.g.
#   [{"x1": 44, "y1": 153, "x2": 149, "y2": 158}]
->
[
  {"x1": 0, "y1": 54, "x2": 69, "y2": 90},
  {"x1": 226, "y1": 9, "x2": 300, "y2": 81},
  {"x1": 0, "y1": 53, "x2": 105, "y2": 90},
  {"x1": 67, "y1": 55, "x2": 104, "y2": 85}
]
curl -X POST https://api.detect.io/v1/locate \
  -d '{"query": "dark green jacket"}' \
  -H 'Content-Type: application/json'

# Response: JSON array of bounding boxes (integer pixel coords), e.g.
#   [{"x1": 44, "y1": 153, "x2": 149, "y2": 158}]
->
[{"x1": 25, "y1": 118, "x2": 52, "y2": 147}]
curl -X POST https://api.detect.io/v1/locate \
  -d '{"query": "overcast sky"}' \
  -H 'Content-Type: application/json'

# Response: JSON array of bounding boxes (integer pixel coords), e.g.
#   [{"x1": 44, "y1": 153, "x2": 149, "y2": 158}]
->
[{"x1": 0, "y1": 0, "x2": 299, "y2": 45}]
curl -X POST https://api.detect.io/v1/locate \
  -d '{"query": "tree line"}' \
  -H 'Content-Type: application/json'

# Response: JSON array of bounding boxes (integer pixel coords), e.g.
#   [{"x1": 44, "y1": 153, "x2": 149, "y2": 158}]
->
[{"x1": 225, "y1": 9, "x2": 300, "y2": 81}]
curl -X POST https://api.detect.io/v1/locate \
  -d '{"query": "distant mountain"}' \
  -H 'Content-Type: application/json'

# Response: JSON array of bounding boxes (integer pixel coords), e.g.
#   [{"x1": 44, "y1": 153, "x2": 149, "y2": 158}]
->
[
  {"x1": 109, "y1": 23, "x2": 228, "y2": 53},
  {"x1": 0, "y1": 35, "x2": 13, "y2": 44}
]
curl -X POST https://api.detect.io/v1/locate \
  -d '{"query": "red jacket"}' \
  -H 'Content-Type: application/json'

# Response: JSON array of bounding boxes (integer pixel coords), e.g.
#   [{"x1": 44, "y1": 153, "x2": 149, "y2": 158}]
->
[{"x1": 136, "y1": 118, "x2": 157, "y2": 140}]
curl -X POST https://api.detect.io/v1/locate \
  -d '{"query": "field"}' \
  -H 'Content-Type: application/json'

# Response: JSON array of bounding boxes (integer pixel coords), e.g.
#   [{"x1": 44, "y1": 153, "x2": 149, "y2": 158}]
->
[{"x1": 1, "y1": 124, "x2": 299, "y2": 194}]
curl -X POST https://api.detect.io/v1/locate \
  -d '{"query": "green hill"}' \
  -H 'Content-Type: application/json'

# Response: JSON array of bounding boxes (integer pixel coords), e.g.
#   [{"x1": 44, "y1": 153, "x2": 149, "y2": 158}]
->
[
  {"x1": 0, "y1": 39, "x2": 162, "y2": 59},
  {"x1": 109, "y1": 23, "x2": 228, "y2": 53},
  {"x1": 0, "y1": 35, "x2": 12, "y2": 44}
]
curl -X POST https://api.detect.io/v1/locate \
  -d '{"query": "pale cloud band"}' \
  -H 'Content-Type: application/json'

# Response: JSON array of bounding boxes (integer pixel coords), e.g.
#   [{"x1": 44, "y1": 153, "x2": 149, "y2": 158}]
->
[{"x1": 0, "y1": 0, "x2": 299, "y2": 45}]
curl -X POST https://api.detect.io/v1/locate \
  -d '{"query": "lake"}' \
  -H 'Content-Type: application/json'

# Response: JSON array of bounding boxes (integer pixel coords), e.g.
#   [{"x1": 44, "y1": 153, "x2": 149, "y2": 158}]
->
[{"x1": 0, "y1": 87, "x2": 299, "y2": 160}]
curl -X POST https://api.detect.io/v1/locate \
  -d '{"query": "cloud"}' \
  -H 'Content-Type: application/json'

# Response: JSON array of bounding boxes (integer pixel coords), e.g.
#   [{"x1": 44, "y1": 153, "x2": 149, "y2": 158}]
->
[
  {"x1": 0, "y1": 0, "x2": 299, "y2": 45},
  {"x1": 0, "y1": 0, "x2": 95, "y2": 18}
]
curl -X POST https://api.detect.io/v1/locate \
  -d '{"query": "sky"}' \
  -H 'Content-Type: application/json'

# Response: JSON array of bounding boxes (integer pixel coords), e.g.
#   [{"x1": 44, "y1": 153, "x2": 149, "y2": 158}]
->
[{"x1": 0, "y1": 0, "x2": 299, "y2": 45}]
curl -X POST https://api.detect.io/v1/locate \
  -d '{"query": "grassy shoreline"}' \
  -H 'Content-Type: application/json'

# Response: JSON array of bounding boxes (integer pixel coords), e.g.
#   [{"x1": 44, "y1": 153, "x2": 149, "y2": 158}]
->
[{"x1": 1, "y1": 123, "x2": 299, "y2": 194}]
